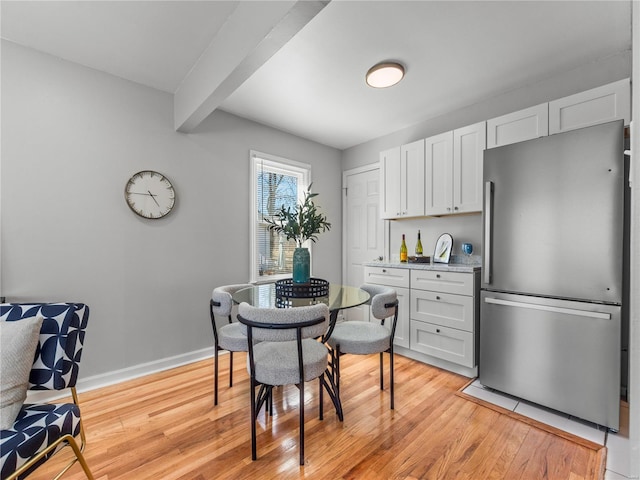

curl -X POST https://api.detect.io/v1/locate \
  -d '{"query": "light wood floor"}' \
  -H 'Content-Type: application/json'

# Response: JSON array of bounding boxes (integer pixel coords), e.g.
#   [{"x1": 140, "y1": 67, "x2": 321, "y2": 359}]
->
[{"x1": 29, "y1": 353, "x2": 605, "y2": 480}]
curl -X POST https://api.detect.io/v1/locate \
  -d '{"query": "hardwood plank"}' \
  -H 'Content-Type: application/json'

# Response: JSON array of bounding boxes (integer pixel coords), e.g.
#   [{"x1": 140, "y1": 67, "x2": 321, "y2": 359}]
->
[{"x1": 25, "y1": 354, "x2": 604, "y2": 480}]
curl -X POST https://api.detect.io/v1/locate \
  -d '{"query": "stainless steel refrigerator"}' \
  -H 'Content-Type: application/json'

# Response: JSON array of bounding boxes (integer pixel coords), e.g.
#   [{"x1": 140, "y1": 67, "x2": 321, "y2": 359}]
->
[{"x1": 480, "y1": 120, "x2": 624, "y2": 431}]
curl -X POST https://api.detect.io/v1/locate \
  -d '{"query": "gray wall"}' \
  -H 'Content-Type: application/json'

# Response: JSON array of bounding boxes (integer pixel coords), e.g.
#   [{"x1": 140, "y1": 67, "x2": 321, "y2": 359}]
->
[
  {"x1": 1, "y1": 40, "x2": 343, "y2": 381},
  {"x1": 342, "y1": 50, "x2": 632, "y2": 260}
]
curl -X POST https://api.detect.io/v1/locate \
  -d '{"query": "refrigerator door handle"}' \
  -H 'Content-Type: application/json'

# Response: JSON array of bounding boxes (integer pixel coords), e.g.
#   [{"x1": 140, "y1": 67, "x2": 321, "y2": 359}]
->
[
  {"x1": 484, "y1": 297, "x2": 612, "y2": 320},
  {"x1": 484, "y1": 181, "x2": 493, "y2": 284}
]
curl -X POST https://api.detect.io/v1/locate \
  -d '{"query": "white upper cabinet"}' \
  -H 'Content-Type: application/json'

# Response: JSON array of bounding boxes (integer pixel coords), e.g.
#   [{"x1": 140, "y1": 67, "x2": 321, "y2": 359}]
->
[
  {"x1": 425, "y1": 131, "x2": 453, "y2": 216},
  {"x1": 425, "y1": 122, "x2": 486, "y2": 215},
  {"x1": 381, "y1": 80, "x2": 629, "y2": 220},
  {"x1": 487, "y1": 103, "x2": 549, "y2": 149},
  {"x1": 453, "y1": 121, "x2": 486, "y2": 214},
  {"x1": 380, "y1": 140, "x2": 425, "y2": 219},
  {"x1": 548, "y1": 78, "x2": 630, "y2": 134},
  {"x1": 401, "y1": 139, "x2": 426, "y2": 218},
  {"x1": 380, "y1": 147, "x2": 401, "y2": 219}
]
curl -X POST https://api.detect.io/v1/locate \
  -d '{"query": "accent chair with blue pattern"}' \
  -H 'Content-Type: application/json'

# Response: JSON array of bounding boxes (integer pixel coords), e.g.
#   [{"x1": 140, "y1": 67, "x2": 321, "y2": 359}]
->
[{"x1": 0, "y1": 303, "x2": 94, "y2": 480}]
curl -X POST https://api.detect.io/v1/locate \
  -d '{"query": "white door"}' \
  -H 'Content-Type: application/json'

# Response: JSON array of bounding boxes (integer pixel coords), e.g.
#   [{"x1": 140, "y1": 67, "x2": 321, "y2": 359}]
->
[{"x1": 343, "y1": 166, "x2": 385, "y2": 321}]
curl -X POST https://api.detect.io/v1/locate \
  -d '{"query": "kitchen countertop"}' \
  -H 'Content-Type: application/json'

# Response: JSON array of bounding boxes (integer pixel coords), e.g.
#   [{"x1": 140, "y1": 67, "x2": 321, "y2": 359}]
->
[{"x1": 364, "y1": 255, "x2": 482, "y2": 273}]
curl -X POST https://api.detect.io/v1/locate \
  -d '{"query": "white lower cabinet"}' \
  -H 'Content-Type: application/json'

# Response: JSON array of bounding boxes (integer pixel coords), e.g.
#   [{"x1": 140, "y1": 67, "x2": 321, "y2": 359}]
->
[
  {"x1": 410, "y1": 270, "x2": 480, "y2": 370},
  {"x1": 391, "y1": 287, "x2": 410, "y2": 348},
  {"x1": 364, "y1": 266, "x2": 480, "y2": 374},
  {"x1": 363, "y1": 266, "x2": 410, "y2": 348},
  {"x1": 410, "y1": 322, "x2": 474, "y2": 368},
  {"x1": 410, "y1": 289, "x2": 474, "y2": 332}
]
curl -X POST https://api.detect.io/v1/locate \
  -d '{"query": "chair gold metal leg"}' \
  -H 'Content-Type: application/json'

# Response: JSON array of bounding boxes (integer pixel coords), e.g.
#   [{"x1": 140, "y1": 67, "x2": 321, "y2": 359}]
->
[{"x1": 6, "y1": 433, "x2": 94, "y2": 480}]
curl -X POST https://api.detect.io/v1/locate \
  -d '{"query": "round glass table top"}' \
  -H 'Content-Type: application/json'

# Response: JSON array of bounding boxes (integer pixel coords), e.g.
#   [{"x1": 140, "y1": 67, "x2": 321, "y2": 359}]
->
[{"x1": 233, "y1": 283, "x2": 370, "y2": 312}]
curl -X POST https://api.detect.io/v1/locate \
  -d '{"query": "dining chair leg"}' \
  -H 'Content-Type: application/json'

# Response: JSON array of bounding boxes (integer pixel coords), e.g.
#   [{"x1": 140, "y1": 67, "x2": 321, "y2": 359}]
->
[
  {"x1": 390, "y1": 348, "x2": 395, "y2": 410},
  {"x1": 379, "y1": 351, "x2": 384, "y2": 390},
  {"x1": 319, "y1": 375, "x2": 324, "y2": 420},
  {"x1": 335, "y1": 346, "x2": 341, "y2": 394},
  {"x1": 299, "y1": 381, "x2": 305, "y2": 466},
  {"x1": 214, "y1": 347, "x2": 219, "y2": 406},
  {"x1": 250, "y1": 378, "x2": 257, "y2": 460},
  {"x1": 229, "y1": 351, "x2": 234, "y2": 387}
]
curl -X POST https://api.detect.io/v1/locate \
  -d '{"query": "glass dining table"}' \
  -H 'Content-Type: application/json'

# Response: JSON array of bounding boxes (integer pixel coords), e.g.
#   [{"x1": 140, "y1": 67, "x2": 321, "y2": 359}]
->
[
  {"x1": 232, "y1": 282, "x2": 370, "y2": 420},
  {"x1": 232, "y1": 282, "x2": 370, "y2": 340}
]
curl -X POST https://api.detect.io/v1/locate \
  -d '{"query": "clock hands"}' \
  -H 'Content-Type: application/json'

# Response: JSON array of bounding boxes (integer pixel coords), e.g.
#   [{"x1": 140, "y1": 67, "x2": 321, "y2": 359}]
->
[
  {"x1": 148, "y1": 190, "x2": 160, "y2": 207},
  {"x1": 128, "y1": 190, "x2": 160, "y2": 207},
  {"x1": 128, "y1": 191, "x2": 157, "y2": 196}
]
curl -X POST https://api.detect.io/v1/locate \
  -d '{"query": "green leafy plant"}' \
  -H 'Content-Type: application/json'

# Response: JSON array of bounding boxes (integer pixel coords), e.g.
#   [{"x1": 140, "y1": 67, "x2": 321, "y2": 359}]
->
[{"x1": 264, "y1": 184, "x2": 332, "y2": 247}]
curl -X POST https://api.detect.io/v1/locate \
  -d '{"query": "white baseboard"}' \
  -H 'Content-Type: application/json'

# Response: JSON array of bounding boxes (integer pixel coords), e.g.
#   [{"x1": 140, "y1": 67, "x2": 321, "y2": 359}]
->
[{"x1": 26, "y1": 347, "x2": 218, "y2": 403}]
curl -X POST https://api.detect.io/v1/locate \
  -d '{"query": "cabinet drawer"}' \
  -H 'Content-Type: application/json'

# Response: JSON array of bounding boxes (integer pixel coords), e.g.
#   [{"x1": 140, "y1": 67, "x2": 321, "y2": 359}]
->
[
  {"x1": 410, "y1": 289, "x2": 474, "y2": 332},
  {"x1": 364, "y1": 266, "x2": 410, "y2": 289},
  {"x1": 410, "y1": 270, "x2": 474, "y2": 296},
  {"x1": 410, "y1": 320, "x2": 474, "y2": 368}
]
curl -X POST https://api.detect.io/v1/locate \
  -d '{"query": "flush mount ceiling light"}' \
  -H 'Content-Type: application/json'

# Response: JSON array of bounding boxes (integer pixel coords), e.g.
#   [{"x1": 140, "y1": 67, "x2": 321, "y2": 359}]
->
[{"x1": 366, "y1": 62, "x2": 405, "y2": 88}]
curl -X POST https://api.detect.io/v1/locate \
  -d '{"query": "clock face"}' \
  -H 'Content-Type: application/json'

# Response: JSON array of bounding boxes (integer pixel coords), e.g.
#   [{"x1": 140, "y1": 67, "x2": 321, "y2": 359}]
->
[{"x1": 125, "y1": 170, "x2": 176, "y2": 219}]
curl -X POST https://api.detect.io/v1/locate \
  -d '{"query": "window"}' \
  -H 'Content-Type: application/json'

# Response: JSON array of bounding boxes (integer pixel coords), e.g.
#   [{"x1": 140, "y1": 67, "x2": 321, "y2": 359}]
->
[{"x1": 250, "y1": 151, "x2": 311, "y2": 283}]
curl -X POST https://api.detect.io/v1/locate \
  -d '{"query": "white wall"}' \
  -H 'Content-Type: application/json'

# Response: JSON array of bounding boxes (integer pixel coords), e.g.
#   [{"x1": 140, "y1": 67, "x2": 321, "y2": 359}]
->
[{"x1": 0, "y1": 40, "x2": 343, "y2": 382}]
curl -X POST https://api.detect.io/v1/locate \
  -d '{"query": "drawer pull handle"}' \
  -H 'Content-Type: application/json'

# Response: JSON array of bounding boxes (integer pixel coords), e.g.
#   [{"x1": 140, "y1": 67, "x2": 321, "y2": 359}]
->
[
  {"x1": 436, "y1": 274, "x2": 441, "y2": 278},
  {"x1": 436, "y1": 329, "x2": 441, "y2": 333},
  {"x1": 382, "y1": 269, "x2": 387, "y2": 273},
  {"x1": 436, "y1": 296, "x2": 441, "y2": 300}
]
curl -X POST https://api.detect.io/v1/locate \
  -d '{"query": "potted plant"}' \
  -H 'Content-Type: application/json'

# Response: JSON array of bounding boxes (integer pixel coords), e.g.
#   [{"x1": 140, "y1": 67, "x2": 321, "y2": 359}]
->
[{"x1": 264, "y1": 184, "x2": 331, "y2": 283}]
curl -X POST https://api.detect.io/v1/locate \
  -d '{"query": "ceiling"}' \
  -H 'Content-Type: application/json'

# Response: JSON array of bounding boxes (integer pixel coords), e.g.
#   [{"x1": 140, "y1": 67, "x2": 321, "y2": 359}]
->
[{"x1": 0, "y1": 0, "x2": 632, "y2": 150}]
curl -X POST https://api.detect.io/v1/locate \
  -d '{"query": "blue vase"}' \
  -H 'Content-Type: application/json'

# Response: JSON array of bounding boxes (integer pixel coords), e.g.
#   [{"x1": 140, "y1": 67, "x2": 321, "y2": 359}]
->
[{"x1": 292, "y1": 247, "x2": 310, "y2": 284}]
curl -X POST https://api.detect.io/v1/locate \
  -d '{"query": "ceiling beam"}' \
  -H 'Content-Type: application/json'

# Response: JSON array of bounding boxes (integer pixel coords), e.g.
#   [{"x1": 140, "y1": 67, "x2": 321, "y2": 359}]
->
[{"x1": 174, "y1": 0, "x2": 329, "y2": 133}]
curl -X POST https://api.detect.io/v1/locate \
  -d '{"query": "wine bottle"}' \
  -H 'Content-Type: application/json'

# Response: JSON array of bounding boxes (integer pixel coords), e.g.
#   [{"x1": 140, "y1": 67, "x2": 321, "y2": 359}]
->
[
  {"x1": 415, "y1": 230, "x2": 423, "y2": 256},
  {"x1": 400, "y1": 234, "x2": 408, "y2": 263}
]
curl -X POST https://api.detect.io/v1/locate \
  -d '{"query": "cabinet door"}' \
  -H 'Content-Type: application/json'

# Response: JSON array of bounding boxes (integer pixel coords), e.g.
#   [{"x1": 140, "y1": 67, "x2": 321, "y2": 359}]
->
[
  {"x1": 425, "y1": 131, "x2": 453, "y2": 216},
  {"x1": 453, "y1": 121, "x2": 486, "y2": 214},
  {"x1": 379, "y1": 147, "x2": 401, "y2": 219},
  {"x1": 487, "y1": 103, "x2": 548, "y2": 148},
  {"x1": 410, "y1": 320, "x2": 474, "y2": 368},
  {"x1": 385, "y1": 286, "x2": 410, "y2": 348},
  {"x1": 410, "y1": 289, "x2": 474, "y2": 332},
  {"x1": 401, "y1": 139, "x2": 425, "y2": 217},
  {"x1": 549, "y1": 78, "x2": 630, "y2": 134}
]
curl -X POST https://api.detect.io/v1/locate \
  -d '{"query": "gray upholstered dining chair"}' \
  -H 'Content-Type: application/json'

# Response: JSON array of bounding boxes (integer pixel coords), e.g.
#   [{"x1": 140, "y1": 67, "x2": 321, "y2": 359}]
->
[
  {"x1": 209, "y1": 283, "x2": 253, "y2": 405},
  {"x1": 237, "y1": 302, "x2": 330, "y2": 466},
  {"x1": 326, "y1": 284, "x2": 399, "y2": 409}
]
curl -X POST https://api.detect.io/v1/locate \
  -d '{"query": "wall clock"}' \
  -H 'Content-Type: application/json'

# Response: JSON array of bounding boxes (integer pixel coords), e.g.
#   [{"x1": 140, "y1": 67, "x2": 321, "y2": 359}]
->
[{"x1": 125, "y1": 170, "x2": 176, "y2": 219}]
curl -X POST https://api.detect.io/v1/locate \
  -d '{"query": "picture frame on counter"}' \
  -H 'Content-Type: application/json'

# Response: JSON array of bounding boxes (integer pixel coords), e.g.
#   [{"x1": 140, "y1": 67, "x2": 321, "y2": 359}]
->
[{"x1": 433, "y1": 233, "x2": 453, "y2": 263}]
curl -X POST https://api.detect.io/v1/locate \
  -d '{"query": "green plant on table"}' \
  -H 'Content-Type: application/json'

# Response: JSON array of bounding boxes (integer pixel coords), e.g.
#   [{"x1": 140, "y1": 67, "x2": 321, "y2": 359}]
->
[{"x1": 264, "y1": 184, "x2": 332, "y2": 247}]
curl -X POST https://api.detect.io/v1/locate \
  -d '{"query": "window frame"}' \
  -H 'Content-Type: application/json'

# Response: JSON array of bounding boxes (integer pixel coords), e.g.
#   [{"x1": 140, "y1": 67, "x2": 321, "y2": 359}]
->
[{"x1": 250, "y1": 150, "x2": 312, "y2": 284}]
